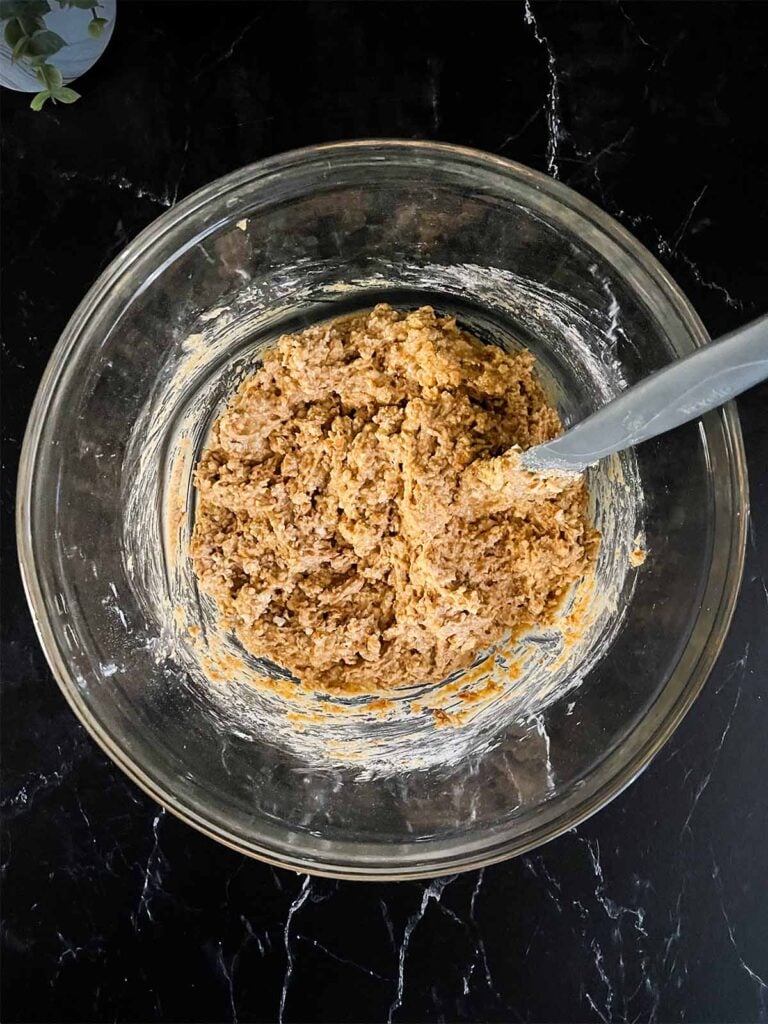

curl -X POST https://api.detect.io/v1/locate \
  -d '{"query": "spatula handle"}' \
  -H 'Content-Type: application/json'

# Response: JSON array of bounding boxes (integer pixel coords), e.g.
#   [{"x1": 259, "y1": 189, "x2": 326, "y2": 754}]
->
[{"x1": 524, "y1": 314, "x2": 768, "y2": 472}]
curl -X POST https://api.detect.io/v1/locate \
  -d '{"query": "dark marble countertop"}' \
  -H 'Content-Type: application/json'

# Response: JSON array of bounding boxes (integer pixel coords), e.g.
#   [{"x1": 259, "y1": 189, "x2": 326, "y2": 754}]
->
[{"x1": 3, "y1": 3, "x2": 767, "y2": 1022}]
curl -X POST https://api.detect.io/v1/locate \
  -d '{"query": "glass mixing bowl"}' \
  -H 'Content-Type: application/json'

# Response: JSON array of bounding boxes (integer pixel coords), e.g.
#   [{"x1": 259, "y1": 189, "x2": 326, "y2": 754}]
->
[{"x1": 17, "y1": 142, "x2": 747, "y2": 879}]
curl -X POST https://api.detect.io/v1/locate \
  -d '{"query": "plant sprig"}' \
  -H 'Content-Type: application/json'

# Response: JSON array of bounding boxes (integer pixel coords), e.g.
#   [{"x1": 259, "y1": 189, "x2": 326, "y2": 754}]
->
[{"x1": 0, "y1": 0, "x2": 108, "y2": 110}]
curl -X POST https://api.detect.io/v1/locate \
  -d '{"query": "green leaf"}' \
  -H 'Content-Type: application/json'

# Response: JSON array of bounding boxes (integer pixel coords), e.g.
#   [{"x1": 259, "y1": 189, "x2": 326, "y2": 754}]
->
[
  {"x1": 4, "y1": 17, "x2": 23, "y2": 45},
  {"x1": 87, "y1": 14, "x2": 106, "y2": 37},
  {"x1": 33, "y1": 59, "x2": 56, "y2": 82},
  {"x1": 18, "y1": 14, "x2": 45, "y2": 34},
  {"x1": 30, "y1": 88, "x2": 50, "y2": 111},
  {"x1": 0, "y1": 0, "x2": 50, "y2": 18},
  {"x1": 11, "y1": 34, "x2": 29, "y2": 59},
  {"x1": 35, "y1": 61, "x2": 61, "y2": 86},
  {"x1": 52, "y1": 84, "x2": 79, "y2": 102},
  {"x1": 27, "y1": 27, "x2": 66, "y2": 56},
  {"x1": 66, "y1": 0, "x2": 101, "y2": 8}
]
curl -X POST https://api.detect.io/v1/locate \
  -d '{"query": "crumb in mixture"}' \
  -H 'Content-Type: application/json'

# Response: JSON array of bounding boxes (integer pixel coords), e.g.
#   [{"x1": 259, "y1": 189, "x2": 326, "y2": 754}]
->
[{"x1": 190, "y1": 305, "x2": 599, "y2": 691}]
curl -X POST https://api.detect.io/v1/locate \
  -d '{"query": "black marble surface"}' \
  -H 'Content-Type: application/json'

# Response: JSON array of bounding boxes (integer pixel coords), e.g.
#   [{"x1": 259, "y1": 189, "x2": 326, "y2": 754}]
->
[{"x1": 2, "y1": 3, "x2": 767, "y2": 1022}]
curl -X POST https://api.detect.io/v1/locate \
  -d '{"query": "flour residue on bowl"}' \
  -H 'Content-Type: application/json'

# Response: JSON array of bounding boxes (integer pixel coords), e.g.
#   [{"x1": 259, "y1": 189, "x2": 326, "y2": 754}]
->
[{"x1": 122, "y1": 261, "x2": 643, "y2": 777}]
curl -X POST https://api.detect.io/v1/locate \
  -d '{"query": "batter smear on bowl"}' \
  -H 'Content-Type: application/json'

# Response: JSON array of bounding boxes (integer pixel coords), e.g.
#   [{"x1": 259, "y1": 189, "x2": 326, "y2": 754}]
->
[{"x1": 191, "y1": 305, "x2": 599, "y2": 691}]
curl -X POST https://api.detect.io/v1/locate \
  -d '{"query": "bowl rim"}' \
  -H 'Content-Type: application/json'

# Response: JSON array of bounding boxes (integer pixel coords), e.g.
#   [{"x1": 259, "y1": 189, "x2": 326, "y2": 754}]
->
[{"x1": 16, "y1": 139, "x2": 748, "y2": 880}]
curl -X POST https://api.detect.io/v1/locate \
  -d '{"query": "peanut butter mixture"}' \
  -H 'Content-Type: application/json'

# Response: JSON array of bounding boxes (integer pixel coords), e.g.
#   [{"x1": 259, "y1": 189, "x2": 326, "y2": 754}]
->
[{"x1": 191, "y1": 305, "x2": 598, "y2": 691}]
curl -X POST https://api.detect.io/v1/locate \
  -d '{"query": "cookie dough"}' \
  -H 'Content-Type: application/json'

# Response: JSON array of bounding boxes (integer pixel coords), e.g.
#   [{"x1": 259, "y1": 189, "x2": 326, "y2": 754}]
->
[{"x1": 191, "y1": 305, "x2": 598, "y2": 691}]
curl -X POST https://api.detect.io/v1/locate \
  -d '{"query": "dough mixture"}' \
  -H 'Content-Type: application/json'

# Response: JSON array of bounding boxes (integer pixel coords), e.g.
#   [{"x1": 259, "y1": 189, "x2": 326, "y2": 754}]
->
[{"x1": 191, "y1": 305, "x2": 598, "y2": 691}]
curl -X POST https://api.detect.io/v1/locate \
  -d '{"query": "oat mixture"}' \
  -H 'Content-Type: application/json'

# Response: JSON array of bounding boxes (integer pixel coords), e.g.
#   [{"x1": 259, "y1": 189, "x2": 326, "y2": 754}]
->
[{"x1": 191, "y1": 305, "x2": 598, "y2": 691}]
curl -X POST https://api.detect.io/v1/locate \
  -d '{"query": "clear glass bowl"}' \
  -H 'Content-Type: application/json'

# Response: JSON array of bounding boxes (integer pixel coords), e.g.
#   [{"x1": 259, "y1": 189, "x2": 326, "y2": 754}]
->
[{"x1": 17, "y1": 142, "x2": 747, "y2": 879}]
